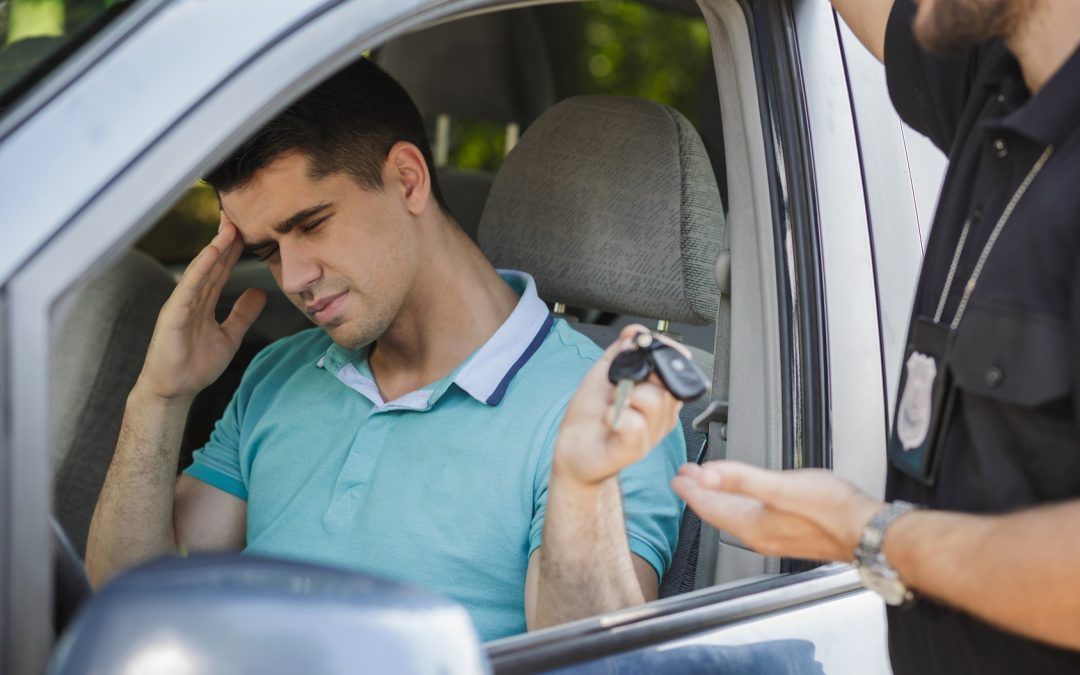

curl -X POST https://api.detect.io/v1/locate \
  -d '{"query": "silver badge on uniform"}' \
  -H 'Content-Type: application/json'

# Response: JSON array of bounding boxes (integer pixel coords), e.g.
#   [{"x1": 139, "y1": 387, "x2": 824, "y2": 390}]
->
[{"x1": 897, "y1": 351, "x2": 937, "y2": 451}]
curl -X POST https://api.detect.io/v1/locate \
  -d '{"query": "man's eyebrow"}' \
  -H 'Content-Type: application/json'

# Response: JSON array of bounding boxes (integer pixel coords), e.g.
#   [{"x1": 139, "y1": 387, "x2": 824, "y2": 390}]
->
[{"x1": 241, "y1": 201, "x2": 335, "y2": 253}]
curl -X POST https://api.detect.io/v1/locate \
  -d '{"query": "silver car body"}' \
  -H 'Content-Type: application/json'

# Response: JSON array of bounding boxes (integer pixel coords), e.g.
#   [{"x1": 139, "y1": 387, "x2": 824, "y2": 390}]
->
[{"x1": 0, "y1": 0, "x2": 945, "y2": 672}]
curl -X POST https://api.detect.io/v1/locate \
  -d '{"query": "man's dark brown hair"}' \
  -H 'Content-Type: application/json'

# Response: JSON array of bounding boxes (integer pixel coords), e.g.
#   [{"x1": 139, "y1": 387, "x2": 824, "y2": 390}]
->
[{"x1": 205, "y1": 57, "x2": 448, "y2": 212}]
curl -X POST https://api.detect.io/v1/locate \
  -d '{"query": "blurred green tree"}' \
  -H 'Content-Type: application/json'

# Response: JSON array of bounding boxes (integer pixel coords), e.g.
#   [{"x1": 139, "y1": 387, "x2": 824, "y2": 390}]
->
[{"x1": 448, "y1": 0, "x2": 710, "y2": 173}]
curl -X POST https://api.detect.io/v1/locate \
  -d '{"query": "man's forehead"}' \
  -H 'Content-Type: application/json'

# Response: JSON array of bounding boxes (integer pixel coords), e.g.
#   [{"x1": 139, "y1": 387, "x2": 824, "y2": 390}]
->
[{"x1": 220, "y1": 159, "x2": 325, "y2": 236}]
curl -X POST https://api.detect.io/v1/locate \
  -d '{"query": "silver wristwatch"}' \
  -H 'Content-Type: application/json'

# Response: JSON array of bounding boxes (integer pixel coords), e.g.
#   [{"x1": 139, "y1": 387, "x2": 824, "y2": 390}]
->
[{"x1": 854, "y1": 500, "x2": 918, "y2": 606}]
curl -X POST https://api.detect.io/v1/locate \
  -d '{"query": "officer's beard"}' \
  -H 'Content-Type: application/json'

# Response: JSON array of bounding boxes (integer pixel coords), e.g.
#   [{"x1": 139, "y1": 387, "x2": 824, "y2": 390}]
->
[{"x1": 913, "y1": 0, "x2": 1030, "y2": 56}]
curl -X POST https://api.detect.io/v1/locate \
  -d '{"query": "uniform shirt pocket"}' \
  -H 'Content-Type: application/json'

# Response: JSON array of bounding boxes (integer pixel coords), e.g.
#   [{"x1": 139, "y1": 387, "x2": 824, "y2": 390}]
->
[{"x1": 951, "y1": 303, "x2": 1070, "y2": 408}]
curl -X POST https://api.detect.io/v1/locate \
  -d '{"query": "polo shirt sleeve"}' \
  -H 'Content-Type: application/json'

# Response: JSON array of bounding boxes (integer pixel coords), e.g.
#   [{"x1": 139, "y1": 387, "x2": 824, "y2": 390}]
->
[
  {"x1": 183, "y1": 386, "x2": 248, "y2": 500},
  {"x1": 181, "y1": 342, "x2": 284, "y2": 500},
  {"x1": 884, "y1": 0, "x2": 988, "y2": 153},
  {"x1": 529, "y1": 407, "x2": 685, "y2": 583}
]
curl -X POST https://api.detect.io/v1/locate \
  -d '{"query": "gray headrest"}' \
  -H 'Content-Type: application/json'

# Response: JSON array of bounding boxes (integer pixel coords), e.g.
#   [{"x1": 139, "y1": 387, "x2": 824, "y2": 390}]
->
[
  {"x1": 478, "y1": 96, "x2": 725, "y2": 324},
  {"x1": 375, "y1": 10, "x2": 555, "y2": 126}
]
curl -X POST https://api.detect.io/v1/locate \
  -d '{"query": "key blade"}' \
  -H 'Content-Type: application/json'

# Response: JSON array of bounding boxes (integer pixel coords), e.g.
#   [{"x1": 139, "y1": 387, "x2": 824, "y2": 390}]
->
[{"x1": 611, "y1": 379, "x2": 635, "y2": 430}]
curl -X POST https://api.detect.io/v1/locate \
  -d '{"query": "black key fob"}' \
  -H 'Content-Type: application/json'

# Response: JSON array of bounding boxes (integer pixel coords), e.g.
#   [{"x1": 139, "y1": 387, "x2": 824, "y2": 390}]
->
[
  {"x1": 649, "y1": 345, "x2": 710, "y2": 401},
  {"x1": 608, "y1": 348, "x2": 653, "y2": 385}
]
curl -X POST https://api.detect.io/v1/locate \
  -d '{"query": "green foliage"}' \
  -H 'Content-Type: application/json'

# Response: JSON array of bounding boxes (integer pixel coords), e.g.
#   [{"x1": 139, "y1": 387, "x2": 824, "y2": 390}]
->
[
  {"x1": 578, "y1": 1, "x2": 710, "y2": 123},
  {"x1": 447, "y1": 0, "x2": 711, "y2": 173}
]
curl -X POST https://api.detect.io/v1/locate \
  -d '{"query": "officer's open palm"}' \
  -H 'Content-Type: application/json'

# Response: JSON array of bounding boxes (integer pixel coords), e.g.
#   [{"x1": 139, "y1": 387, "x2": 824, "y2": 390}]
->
[
  {"x1": 137, "y1": 213, "x2": 266, "y2": 401},
  {"x1": 554, "y1": 325, "x2": 684, "y2": 485},
  {"x1": 672, "y1": 461, "x2": 881, "y2": 562}
]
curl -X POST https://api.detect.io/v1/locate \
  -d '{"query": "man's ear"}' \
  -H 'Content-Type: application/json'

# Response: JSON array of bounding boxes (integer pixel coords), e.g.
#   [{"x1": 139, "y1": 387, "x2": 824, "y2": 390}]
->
[{"x1": 386, "y1": 141, "x2": 433, "y2": 216}]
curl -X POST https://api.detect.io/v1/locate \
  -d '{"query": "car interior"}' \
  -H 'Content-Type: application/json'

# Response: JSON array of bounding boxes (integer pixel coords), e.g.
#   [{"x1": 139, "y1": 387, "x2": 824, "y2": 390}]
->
[{"x1": 46, "y1": 0, "x2": 791, "y2": 642}]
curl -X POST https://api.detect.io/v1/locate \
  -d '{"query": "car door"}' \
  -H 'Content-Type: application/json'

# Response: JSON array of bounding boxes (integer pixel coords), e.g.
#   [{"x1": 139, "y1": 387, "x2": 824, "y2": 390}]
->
[{"x1": 0, "y1": 0, "x2": 936, "y2": 673}]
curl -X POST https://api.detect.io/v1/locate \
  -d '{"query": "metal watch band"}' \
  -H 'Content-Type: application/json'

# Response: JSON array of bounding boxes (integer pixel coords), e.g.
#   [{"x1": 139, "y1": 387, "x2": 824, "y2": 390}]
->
[
  {"x1": 855, "y1": 500, "x2": 919, "y2": 606},
  {"x1": 858, "y1": 500, "x2": 918, "y2": 560}
]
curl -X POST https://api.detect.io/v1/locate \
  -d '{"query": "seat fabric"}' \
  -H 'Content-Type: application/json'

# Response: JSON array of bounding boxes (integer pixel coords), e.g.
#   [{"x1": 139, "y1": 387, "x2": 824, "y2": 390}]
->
[
  {"x1": 51, "y1": 250, "x2": 175, "y2": 557},
  {"x1": 478, "y1": 95, "x2": 726, "y2": 596},
  {"x1": 479, "y1": 95, "x2": 725, "y2": 325}
]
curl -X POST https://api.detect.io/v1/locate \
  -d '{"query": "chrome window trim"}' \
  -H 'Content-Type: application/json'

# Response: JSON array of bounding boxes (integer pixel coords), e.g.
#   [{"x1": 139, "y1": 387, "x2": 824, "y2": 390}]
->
[{"x1": 486, "y1": 565, "x2": 867, "y2": 672}]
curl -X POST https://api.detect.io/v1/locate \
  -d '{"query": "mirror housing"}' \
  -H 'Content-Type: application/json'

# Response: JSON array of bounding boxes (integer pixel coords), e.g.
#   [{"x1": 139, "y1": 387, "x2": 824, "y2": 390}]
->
[{"x1": 50, "y1": 554, "x2": 489, "y2": 674}]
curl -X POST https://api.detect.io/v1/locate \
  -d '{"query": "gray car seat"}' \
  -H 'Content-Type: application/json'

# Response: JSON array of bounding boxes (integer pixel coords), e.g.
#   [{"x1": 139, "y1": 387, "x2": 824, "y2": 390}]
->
[
  {"x1": 478, "y1": 95, "x2": 726, "y2": 596},
  {"x1": 375, "y1": 8, "x2": 555, "y2": 240},
  {"x1": 50, "y1": 250, "x2": 176, "y2": 557}
]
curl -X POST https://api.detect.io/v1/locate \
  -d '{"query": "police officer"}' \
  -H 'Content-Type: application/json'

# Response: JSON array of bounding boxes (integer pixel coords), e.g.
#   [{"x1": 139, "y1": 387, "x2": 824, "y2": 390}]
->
[{"x1": 672, "y1": 0, "x2": 1080, "y2": 672}]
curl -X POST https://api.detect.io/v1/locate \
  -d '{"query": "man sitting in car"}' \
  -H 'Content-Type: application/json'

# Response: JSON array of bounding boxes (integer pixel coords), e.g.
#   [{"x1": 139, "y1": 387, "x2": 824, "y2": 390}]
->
[{"x1": 85, "y1": 58, "x2": 685, "y2": 642}]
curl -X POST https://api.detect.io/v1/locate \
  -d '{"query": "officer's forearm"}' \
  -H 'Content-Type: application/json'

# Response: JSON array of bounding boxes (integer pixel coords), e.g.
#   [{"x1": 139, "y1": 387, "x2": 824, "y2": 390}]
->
[
  {"x1": 883, "y1": 500, "x2": 1080, "y2": 650},
  {"x1": 84, "y1": 385, "x2": 190, "y2": 587},
  {"x1": 528, "y1": 464, "x2": 650, "y2": 630}
]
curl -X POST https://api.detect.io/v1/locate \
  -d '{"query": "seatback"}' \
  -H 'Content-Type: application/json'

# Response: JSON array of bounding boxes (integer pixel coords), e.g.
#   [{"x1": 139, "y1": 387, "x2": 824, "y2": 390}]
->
[
  {"x1": 50, "y1": 250, "x2": 175, "y2": 557},
  {"x1": 375, "y1": 9, "x2": 555, "y2": 240},
  {"x1": 478, "y1": 95, "x2": 726, "y2": 596}
]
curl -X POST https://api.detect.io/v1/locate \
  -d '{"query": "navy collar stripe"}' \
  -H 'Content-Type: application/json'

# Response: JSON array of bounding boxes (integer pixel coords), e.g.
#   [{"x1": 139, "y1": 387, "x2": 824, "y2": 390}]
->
[{"x1": 485, "y1": 313, "x2": 555, "y2": 406}]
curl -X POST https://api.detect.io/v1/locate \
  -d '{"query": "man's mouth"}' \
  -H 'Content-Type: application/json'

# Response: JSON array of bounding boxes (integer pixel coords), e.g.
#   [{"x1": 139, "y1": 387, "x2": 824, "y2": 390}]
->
[{"x1": 305, "y1": 291, "x2": 348, "y2": 323}]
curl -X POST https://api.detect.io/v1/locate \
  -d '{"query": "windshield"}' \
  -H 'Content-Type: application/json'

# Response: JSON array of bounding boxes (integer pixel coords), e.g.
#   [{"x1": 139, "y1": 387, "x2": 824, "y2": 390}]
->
[{"x1": 0, "y1": 0, "x2": 133, "y2": 116}]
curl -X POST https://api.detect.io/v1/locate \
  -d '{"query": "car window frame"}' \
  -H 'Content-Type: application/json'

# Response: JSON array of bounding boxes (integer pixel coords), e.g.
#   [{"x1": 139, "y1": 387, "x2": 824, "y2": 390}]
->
[{"x1": 2, "y1": 0, "x2": 855, "y2": 670}]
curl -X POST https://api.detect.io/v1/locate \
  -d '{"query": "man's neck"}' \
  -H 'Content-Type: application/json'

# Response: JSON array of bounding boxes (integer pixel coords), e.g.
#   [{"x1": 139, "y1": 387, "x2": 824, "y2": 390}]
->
[
  {"x1": 1006, "y1": 0, "x2": 1080, "y2": 93},
  {"x1": 368, "y1": 217, "x2": 520, "y2": 402}
]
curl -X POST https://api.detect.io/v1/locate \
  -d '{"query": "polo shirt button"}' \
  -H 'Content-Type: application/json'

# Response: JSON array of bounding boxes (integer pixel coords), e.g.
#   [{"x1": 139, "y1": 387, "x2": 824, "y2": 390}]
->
[
  {"x1": 993, "y1": 138, "x2": 1009, "y2": 158},
  {"x1": 996, "y1": 94, "x2": 1006, "y2": 104},
  {"x1": 985, "y1": 366, "x2": 1004, "y2": 388}
]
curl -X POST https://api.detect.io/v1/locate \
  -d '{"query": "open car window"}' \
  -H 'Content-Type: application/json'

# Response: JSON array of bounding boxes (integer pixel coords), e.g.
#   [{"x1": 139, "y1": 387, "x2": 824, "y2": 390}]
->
[{"x1": 0, "y1": 0, "x2": 135, "y2": 117}]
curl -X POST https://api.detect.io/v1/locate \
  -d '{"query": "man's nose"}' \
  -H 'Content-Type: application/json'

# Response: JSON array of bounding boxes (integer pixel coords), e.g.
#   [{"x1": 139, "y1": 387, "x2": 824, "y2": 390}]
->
[{"x1": 278, "y1": 241, "x2": 321, "y2": 296}]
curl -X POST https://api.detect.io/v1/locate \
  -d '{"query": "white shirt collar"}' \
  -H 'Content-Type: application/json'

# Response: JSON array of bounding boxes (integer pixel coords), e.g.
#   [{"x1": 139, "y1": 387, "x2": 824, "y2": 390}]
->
[
  {"x1": 317, "y1": 270, "x2": 552, "y2": 408},
  {"x1": 452, "y1": 270, "x2": 552, "y2": 405}
]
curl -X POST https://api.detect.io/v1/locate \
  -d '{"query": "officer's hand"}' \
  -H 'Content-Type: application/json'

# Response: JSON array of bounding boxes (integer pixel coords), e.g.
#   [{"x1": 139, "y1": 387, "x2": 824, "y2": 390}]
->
[
  {"x1": 135, "y1": 213, "x2": 266, "y2": 402},
  {"x1": 672, "y1": 461, "x2": 882, "y2": 561},
  {"x1": 553, "y1": 324, "x2": 684, "y2": 485}
]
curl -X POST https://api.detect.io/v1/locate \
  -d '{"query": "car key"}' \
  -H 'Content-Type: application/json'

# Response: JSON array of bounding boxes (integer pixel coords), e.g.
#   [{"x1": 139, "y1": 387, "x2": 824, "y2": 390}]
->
[
  {"x1": 607, "y1": 333, "x2": 656, "y2": 429},
  {"x1": 649, "y1": 343, "x2": 710, "y2": 402}
]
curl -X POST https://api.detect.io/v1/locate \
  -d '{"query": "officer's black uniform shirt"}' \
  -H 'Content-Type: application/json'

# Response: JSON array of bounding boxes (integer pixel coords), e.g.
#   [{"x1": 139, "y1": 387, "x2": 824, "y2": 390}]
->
[{"x1": 883, "y1": 1, "x2": 1080, "y2": 673}]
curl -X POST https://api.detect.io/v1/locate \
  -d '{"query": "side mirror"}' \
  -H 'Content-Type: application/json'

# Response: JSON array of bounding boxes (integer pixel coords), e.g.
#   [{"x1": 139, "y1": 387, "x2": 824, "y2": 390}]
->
[{"x1": 50, "y1": 554, "x2": 489, "y2": 674}]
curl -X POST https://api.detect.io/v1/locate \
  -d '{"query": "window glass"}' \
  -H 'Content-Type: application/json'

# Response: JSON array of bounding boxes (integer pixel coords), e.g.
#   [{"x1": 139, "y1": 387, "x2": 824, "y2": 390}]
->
[
  {"x1": 0, "y1": 0, "x2": 134, "y2": 116},
  {"x1": 447, "y1": 0, "x2": 713, "y2": 173}
]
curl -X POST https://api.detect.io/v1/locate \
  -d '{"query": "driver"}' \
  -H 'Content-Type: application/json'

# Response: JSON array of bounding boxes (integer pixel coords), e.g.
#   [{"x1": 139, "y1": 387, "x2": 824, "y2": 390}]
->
[{"x1": 85, "y1": 57, "x2": 686, "y2": 642}]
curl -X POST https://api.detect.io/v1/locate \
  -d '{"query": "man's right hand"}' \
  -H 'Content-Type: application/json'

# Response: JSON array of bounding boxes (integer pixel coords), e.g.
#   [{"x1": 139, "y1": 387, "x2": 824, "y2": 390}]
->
[{"x1": 135, "y1": 213, "x2": 266, "y2": 402}]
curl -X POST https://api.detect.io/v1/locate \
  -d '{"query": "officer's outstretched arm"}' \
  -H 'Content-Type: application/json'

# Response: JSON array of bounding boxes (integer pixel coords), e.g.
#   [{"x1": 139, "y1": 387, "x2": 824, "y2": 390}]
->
[{"x1": 674, "y1": 462, "x2": 1080, "y2": 651}]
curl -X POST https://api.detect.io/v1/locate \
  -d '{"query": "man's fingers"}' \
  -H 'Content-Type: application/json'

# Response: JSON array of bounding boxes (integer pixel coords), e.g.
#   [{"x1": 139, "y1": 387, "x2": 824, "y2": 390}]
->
[
  {"x1": 176, "y1": 227, "x2": 236, "y2": 299},
  {"x1": 171, "y1": 244, "x2": 222, "y2": 310},
  {"x1": 597, "y1": 323, "x2": 650, "y2": 365},
  {"x1": 203, "y1": 237, "x2": 244, "y2": 313},
  {"x1": 221, "y1": 288, "x2": 267, "y2": 343},
  {"x1": 625, "y1": 382, "x2": 679, "y2": 439}
]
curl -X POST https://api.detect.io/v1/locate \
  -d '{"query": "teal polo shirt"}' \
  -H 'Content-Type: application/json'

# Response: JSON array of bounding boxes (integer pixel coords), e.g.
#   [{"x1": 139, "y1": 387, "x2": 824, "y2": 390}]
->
[{"x1": 184, "y1": 271, "x2": 685, "y2": 641}]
